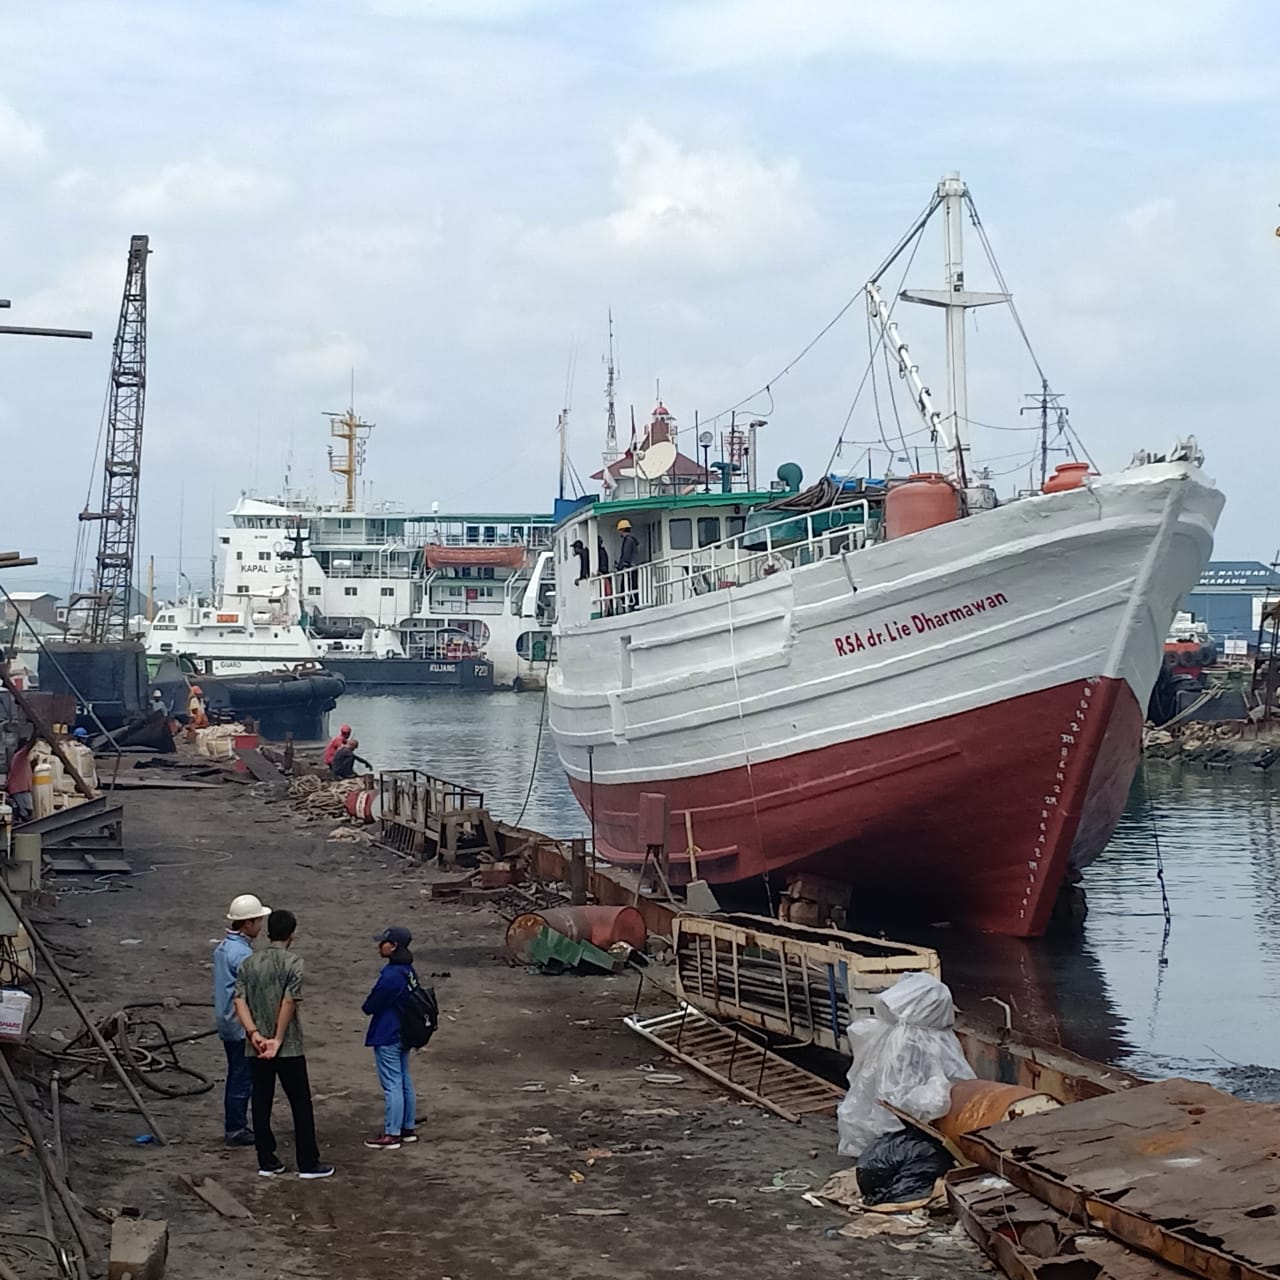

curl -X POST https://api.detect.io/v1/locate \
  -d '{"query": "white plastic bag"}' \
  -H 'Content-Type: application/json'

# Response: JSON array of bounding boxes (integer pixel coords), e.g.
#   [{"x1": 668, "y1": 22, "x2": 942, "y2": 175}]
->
[{"x1": 835, "y1": 971, "x2": 974, "y2": 1158}]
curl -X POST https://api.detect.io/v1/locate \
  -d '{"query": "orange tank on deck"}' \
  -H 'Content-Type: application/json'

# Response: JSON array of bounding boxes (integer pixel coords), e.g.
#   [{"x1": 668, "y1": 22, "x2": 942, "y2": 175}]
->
[
  {"x1": 1042, "y1": 462, "x2": 1093, "y2": 494},
  {"x1": 884, "y1": 473, "x2": 959, "y2": 539}
]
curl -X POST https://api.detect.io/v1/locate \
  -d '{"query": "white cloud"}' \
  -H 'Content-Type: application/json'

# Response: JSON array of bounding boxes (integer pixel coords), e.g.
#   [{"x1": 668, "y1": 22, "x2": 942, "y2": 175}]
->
[
  {"x1": 274, "y1": 334, "x2": 371, "y2": 385},
  {"x1": 519, "y1": 122, "x2": 816, "y2": 274},
  {"x1": 606, "y1": 123, "x2": 813, "y2": 264},
  {"x1": 0, "y1": 98, "x2": 45, "y2": 159},
  {"x1": 115, "y1": 159, "x2": 285, "y2": 219},
  {"x1": 17, "y1": 249, "x2": 126, "y2": 327},
  {"x1": 657, "y1": 0, "x2": 1238, "y2": 70},
  {"x1": 1110, "y1": 67, "x2": 1279, "y2": 104},
  {"x1": 364, "y1": 0, "x2": 568, "y2": 18}
]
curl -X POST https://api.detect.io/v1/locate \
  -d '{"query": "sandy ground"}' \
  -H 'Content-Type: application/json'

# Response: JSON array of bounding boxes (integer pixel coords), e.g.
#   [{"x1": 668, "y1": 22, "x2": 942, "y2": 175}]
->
[{"x1": 1, "y1": 774, "x2": 986, "y2": 1280}]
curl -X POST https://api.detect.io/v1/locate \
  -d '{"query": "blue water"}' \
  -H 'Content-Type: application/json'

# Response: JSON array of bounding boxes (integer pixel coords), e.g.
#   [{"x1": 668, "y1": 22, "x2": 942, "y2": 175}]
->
[{"x1": 342, "y1": 691, "x2": 1280, "y2": 1088}]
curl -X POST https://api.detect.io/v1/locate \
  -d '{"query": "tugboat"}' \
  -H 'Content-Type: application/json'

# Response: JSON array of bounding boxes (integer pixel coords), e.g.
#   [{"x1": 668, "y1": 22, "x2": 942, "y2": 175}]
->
[{"x1": 149, "y1": 655, "x2": 345, "y2": 742}]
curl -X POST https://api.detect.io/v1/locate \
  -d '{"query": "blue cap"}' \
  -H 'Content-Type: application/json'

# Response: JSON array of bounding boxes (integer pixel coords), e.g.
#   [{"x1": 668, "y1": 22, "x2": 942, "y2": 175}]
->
[
  {"x1": 374, "y1": 926, "x2": 412, "y2": 947},
  {"x1": 73, "y1": 727, "x2": 88, "y2": 738}
]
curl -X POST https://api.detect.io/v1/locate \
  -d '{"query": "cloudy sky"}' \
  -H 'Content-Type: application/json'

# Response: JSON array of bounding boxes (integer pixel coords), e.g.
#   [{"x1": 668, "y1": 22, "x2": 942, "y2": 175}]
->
[{"x1": 2, "y1": 0, "x2": 1276, "y2": 598}]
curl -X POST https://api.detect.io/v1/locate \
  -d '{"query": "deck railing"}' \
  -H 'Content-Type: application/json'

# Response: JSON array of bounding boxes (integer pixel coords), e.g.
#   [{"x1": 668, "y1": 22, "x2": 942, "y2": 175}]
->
[{"x1": 590, "y1": 499, "x2": 874, "y2": 617}]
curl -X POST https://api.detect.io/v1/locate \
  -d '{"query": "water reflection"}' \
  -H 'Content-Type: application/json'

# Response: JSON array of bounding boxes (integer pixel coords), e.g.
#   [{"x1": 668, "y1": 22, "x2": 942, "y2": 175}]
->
[{"x1": 344, "y1": 692, "x2": 1280, "y2": 1085}]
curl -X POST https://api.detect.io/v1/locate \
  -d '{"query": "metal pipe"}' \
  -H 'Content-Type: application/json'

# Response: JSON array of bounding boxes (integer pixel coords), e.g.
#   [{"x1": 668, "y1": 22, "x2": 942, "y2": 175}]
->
[
  {"x1": 0, "y1": 1051, "x2": 98, "y2": 1265},
  {"x1": 0, "y1": 325, "x2": 93, "y2": 339},
  {"x1": 0, "y1": 880, "x2": 169, "y2": 1143}
]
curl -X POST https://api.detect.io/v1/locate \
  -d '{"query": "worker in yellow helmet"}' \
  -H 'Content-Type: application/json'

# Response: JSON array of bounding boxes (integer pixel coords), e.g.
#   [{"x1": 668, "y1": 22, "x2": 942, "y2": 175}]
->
[
  {"x1": 186, "y1": 683, "x2": 210, "y2": 739},
  {"x1": 616, "y1": 518, "x2": 640, "y2": 612}
]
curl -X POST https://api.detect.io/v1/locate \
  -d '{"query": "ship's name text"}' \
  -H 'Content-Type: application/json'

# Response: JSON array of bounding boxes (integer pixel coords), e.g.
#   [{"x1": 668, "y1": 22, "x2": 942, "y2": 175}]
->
[{"x1": 833, "y1": 592, "x2": 1009, "y2": 656}]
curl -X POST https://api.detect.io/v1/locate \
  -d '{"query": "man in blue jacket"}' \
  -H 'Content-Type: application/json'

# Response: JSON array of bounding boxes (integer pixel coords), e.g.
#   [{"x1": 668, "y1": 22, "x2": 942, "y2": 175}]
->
[
  {"x1": 213, "y1": 893, "x2": 270, "y2": 1146},
  {"x1": 362, "y1": 926, "x2": 419, "y2": 1151}
]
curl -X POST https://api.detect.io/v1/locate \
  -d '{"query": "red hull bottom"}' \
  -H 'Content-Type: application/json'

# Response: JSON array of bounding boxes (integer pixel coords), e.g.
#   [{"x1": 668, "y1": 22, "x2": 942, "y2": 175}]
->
[{"x1": 568, "y1": 677, "x2": 1144, "y2": 937}]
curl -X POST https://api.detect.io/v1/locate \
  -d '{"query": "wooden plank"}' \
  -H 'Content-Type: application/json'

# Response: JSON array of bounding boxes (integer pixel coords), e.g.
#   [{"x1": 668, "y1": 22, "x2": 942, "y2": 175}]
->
[
  {"x1": 233, "y1": 748, "x2": 281, "y2": 784},
  {"x1": 179, "y1": 1175, "x2": 253, "y2": 1220}
]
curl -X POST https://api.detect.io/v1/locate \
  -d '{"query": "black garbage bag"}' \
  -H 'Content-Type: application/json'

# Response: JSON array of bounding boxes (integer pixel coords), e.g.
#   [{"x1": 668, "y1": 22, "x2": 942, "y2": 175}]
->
[{"x1": 855, "y1": 1128, "x2": 954, "y2": 1206}]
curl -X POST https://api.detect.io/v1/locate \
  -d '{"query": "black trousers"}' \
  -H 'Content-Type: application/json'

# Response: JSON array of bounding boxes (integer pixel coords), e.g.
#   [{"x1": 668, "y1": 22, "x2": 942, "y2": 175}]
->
[{"x1": 250, "y1": 1055, "x2": 321, "y2": 1172}]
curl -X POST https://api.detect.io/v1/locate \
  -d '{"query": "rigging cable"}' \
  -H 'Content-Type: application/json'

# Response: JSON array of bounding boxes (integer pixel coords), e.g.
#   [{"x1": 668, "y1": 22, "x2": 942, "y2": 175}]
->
[
  {"x1": 685, "y1": 194, "x2": 954, "y2": 437},
  {"x1": 823, "y1": 214, "x2": 929, "y2": 477},
  {"x1": 964, "y1": 191, "x2": 1047, "y2": 385},
  {"x1": 880, "y1": 311, "x2": 911, "y2": 461},
  {"x1": 513, "y1": 674, "x2": 551, "y2": 828},
  {"x1": 865, "y1": 307, "x2": 897, "y2": 464}
]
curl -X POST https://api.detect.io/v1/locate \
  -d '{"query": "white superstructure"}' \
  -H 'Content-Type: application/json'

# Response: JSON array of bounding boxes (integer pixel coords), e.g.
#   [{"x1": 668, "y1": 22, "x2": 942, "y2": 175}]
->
[{"x1": 217, "y1": 498, "x2": 556, "y2": 688}]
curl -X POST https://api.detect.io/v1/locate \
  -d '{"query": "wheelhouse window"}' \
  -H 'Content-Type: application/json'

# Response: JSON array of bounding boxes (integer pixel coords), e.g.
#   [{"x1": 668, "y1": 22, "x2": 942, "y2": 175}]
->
[
  {"x1": 669, "y1": 518, "x2": 693, "y2": 550},
  {"x1": 697, "y1": 516, "x2": 721, "y2": 548}
]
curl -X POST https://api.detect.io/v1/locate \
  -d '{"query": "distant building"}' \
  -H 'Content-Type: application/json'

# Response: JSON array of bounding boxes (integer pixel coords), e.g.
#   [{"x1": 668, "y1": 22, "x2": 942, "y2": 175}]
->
[
  {"x1": 1183, "y1": 561, "x2": 1280, "y2": 648},
  {"x1": 1, "y1": 591, "x2": 62, "y2": 628}
]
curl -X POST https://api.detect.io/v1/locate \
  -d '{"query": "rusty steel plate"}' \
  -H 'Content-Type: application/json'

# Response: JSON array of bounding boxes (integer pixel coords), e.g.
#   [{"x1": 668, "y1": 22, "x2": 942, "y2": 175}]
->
[
  {"x1": 947, "y1": 1167, "x2": 1189, "y2": 1280},
  {"x1": 958, "y1": 1078, "x2": 1280, "y2": 1280}
]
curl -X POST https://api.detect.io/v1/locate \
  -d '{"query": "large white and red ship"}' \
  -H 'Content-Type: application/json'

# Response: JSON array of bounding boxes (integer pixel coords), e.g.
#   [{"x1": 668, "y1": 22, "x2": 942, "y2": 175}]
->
[{"x1": 547, "y1": 174, "x2": 1223, "y2": 937}]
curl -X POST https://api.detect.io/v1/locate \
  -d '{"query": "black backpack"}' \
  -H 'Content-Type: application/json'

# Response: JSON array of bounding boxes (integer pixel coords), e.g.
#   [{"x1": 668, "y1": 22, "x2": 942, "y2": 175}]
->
[{"x1": 399, "y1": 970, "x2": 438, "y2": 1050}]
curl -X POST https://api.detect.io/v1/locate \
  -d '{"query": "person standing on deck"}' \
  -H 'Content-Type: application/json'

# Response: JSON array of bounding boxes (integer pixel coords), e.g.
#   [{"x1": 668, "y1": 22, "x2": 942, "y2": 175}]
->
[
  {"x1": 324, "y1": 723, "x2": 352, "y2": 767},
  {"x1": 361, "y1": 926, "x2": 420, "y2": 1151},
  {"x1": 615, "y1": 518, "x2": 640, "y2": 611},
  {"x1": 214, "y1": 893, "x2": 270, "y2": 1147},
  {"x1": 233, "y1": 909, "x2": 334, "y2": 1179},
  {"x1": 571, "y1": 539, "x2": 591, "y2": 585}
]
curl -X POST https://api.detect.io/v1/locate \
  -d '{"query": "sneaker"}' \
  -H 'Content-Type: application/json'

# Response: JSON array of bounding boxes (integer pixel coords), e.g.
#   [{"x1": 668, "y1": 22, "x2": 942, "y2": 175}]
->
[
  {"x1": 363, "y1": 1134, "x2": 402, "y2": 1150},
  {"x1": 400, "y1": 1129, "x2": 419, "y2": 1144},
  {"x1": 258, "y1": 1161, "x2": 286, "y2": 1177},
  {"x1": 225, "y1": 1130, "x2": 256, "y2": 1148},
  {"x1": 298, "y1": 1164, "x2": 336, "y2": 1180}
]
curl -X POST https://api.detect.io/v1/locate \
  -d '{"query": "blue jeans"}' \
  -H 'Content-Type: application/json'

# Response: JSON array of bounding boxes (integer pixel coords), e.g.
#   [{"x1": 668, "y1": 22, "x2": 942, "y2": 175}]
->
[
  {"x1": 222, "y1": 1038, "x2": 253, "y2": 1136},
  {"x1": 373, "y1": 1044, "x2": 416, "y2": 1136}
]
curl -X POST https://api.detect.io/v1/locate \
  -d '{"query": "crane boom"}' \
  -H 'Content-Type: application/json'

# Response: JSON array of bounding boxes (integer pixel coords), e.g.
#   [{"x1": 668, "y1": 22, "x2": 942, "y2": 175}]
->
[{"x1": 80, "y1": 235, "x2": 149, "y2": 643}]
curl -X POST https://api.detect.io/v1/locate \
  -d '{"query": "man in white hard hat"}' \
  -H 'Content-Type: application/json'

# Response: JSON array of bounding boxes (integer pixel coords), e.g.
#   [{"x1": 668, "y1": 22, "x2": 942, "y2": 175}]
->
[{"x1": 214, "y1": 893, "x2": 270, "y2": 1147}]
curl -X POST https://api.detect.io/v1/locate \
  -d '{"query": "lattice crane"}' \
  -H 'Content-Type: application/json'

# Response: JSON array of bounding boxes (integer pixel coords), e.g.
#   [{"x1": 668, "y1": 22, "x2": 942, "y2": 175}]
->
[{"x1": 77, "y1": 235, "x2": 150, "y2": 643}]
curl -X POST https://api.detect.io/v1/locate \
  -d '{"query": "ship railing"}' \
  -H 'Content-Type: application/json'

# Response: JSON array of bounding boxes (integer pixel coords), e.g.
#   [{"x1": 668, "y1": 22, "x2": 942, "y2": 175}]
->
[{"x1": 590, "y1": 499, "x2": 873, "y2": 617}]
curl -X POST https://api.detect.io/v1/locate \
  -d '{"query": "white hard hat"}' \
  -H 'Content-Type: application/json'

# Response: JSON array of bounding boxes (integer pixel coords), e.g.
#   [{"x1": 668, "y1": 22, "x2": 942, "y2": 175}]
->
[{"x1": 226, "y1": 893, "x2": 271, "y2": 922}]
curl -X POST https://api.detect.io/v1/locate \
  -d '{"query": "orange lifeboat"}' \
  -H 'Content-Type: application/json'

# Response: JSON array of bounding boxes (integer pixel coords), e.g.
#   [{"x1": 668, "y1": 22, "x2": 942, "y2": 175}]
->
[
  {"x1": 884, "y1": 473, "x2": 959, "y2": 539},
  {"x1": 1042, "y1": 462, "x2": 1093, "y2": 494}
]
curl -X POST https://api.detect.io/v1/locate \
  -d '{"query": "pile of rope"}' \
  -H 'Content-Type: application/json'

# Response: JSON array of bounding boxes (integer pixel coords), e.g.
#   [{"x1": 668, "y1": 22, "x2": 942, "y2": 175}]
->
[{"x1": 287, "y1": 774, "x2": 362, "y2": 819}]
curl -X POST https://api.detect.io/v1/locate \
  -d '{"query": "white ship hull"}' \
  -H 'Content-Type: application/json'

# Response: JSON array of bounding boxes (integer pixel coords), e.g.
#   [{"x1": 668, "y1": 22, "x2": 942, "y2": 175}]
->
[{"x1": 549, "y1": 462, "x2": 1222, "y2": 935}]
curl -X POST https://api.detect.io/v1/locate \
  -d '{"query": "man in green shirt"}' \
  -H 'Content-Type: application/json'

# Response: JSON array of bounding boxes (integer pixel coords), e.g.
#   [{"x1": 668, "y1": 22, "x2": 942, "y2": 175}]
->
[{"x1": 233, "y1": 909, "x2": 334, "y2": 1179}]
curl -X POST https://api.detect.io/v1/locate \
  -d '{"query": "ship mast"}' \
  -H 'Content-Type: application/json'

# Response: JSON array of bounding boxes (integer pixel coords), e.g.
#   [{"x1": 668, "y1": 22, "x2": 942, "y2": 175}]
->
[
  {"x1": 603, "y1": 309, "x2": 620, "y2": 466},
  {"x1": 325, "y1": 405, "x2": 373, "y2": 512},
  {"x1": 897, "y1": 173, "x2": 1009, "y2": 488}
]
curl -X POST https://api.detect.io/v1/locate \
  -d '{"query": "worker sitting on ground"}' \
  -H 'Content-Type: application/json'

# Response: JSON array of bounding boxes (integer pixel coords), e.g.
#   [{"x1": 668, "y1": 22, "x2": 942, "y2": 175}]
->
[
  {"x1": 330, "y1": 738, "x2": 371, "y2": 780},
  {"x1": 324, "y1": 723, "x2": 352, "y2": 767}
]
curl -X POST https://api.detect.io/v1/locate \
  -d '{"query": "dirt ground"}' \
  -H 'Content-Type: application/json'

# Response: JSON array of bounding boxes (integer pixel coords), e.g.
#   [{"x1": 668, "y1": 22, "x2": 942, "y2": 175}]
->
[{"x1": 2, "y1": 774, "x2": 987, "y2": 1280}]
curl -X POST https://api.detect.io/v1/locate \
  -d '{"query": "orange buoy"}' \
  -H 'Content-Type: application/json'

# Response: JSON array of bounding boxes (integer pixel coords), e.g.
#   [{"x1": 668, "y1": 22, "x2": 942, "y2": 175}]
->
[
  {"x1": 343, "y1": 788, "x2": 376, "y2": 822},
  {"x1": 1042, "y1": 461, "x2": 1093, "y2": 494},
  {"x1": 884, "y1": 473, "x2": 959, "y2": 539}
]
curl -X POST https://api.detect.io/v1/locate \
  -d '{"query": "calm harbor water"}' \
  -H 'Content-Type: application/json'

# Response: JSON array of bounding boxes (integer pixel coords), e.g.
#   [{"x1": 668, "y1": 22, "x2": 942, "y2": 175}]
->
[{"x1": 341, "y1": 691, "x2": 1280, "y2": 1090}]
